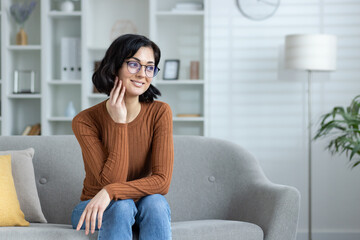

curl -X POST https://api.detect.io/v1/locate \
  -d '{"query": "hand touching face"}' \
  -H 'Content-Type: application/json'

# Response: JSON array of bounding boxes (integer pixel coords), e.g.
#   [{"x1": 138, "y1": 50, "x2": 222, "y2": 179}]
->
[{"x1": 106, "y1": 77, "x2": 127, "y2": 124}]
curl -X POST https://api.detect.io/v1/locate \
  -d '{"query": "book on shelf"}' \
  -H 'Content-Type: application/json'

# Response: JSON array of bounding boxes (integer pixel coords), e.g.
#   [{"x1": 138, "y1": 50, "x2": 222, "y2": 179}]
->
[
  {"x1": 22, "y1": 123, "x2": 41, "y2": 136},
  {"x1": 22, "y1": 126, "x2": 32, "y2": 135}
]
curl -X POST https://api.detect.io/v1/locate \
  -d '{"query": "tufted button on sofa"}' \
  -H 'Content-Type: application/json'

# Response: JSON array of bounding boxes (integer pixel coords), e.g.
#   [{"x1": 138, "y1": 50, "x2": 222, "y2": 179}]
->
[{"x1": 0, "y1": 135, "x2": 300, "y2": 240}]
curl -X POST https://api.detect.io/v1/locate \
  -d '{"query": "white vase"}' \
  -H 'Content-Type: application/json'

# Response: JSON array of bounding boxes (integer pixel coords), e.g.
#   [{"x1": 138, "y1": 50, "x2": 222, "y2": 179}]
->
[
  {"x1": 65, "y1": 101, "x2": 76, "y2": 118},
  {"x1": 60, "y1": 0, "x2": 75, "y2": 12}
]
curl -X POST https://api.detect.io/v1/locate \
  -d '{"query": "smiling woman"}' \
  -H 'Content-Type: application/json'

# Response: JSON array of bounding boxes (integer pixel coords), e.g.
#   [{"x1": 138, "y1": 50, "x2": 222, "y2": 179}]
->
[
  {"x1": 92, "y1": 34, "x2": 161, "y2": 102},
  {"x1": 71, "y1": 34, "x2": 174, "y2": 240}
]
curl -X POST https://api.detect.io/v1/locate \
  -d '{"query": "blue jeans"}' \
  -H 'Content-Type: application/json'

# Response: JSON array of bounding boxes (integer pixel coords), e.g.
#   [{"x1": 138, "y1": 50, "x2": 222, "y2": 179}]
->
[{"x1": 71, "y1": 194, "x2": 171, "y2": 240}]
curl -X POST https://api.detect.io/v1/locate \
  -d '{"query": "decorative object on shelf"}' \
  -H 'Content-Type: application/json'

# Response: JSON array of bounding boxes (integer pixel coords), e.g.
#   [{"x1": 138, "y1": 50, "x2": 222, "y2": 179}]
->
[
  {"x1": 177, "y1": 114, "x2": 201, "y2": 118},
  {"x1": 10, "y1": 1, "x2": 37, "y2": 45},
  {"x1": 190, "y1": 61, "x2": 200, "y2": 80},
  {"x1": 284, "y1": 33, "x2": 337, "y2": 240},
  {"x1": 163, "y1": 60, "x2": 180, "y2": 80},
  {"x1": 110, "y1": 20, "x2": 137, "y2": 42},
  {"x1": 92, "y1": 61, "x2": 101, "y2": 93},
  {"x1": 172, "y1": 2, "x2": 203, "y2": 11},
  {"x1": 22, "y1": 123, "x2": 41, "y2": 135},
  {"x1": 65, "y1": 101, "x2": 77, "y2": 118},
  {"x1": 236, "y1": 0, "x2": 280, "y2": 21},
  {"x1": 59, "y1": 0, "x2": 75, "y2": 12},
  {"x1": 314, "y1": 94, "x2": 360, "y2": 169},
  {"x1": 61, "y1": 37, "x2": 81, "y2": 80},
  {"x1": 13, "y1": 70, "x2": 36, "y2": 94}
]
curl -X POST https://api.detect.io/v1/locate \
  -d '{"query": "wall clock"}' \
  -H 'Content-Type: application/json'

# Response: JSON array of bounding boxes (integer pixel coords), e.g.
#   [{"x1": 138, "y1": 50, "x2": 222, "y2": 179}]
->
[{"x1": 236, "y1": 0, "x2": 281, "y2": 21}]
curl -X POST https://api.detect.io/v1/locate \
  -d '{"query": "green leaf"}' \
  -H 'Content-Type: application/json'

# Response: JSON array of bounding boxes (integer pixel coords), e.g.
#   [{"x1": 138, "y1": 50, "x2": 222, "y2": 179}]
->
[
  {"x1": 351, "y1": 160, "x2": 360, "y2": 169},
  {"x1": 350, "y1": 142, "x2": 360, "y2": 160}
]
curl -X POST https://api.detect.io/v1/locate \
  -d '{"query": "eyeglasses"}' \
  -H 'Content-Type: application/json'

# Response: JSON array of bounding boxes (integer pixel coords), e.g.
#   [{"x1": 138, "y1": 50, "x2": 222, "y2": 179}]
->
[{"x1": 126, "y1": 61, "x2": 160, "y2": 78}]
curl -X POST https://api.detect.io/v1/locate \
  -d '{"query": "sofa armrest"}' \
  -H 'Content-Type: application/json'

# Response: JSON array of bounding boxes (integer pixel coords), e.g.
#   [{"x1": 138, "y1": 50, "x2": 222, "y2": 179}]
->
[{"x1": 237, "y1": 181, "x2": 300, "y2": 240}]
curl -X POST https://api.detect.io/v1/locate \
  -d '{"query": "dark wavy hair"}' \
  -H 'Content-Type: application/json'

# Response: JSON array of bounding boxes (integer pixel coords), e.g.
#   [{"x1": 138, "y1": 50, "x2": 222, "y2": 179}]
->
[{"x1": 92, "y1": 34, "x2": 161, "y2": 103}]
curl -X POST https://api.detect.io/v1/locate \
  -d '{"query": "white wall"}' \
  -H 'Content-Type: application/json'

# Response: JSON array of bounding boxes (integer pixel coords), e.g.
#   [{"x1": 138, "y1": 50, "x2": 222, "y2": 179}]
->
[{"x1": 206, "y1": 0, "x2": 360, "y2": 239}]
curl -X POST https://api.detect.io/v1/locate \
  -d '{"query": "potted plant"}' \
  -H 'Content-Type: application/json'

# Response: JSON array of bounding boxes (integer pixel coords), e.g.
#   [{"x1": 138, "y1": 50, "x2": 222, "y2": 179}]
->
[{"x1": 314, "y1": 95, "x2": 360, "y2": 168}]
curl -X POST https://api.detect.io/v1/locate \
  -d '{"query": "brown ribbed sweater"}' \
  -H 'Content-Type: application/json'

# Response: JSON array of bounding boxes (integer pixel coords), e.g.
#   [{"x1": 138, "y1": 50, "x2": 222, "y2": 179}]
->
[{"x1": 72, "y1": 100, "x2": 174, "y2": 202}]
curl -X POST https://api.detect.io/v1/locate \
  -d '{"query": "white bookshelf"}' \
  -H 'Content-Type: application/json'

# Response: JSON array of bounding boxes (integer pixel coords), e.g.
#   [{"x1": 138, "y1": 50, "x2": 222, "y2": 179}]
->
[
  {"x1": 8, "y1": 94, "x2": 42, "y2": 99},
  {"x1": 150, "y1": 0, "x2": 207, "y2": 136},
  {"x1": 48, "y1": 11, "x2": 82, "y2": 18},
  {"x1": 48, "y1": 117, "x2": 73, "y2": 122},
  {"x1": 0, "y1": 2, "x2": 2, "y2": 136},
  {"x1": 8, "y1": 45, "x2": 42, "y2": 50},
  {"x1": 88, "y1": 93, "x2": 108, "y2": 99},
  {"x1": 0, "y1": 3, "x2": 2, "y2": 136},
  {"x1": 0, "y1": 0, "x2": 207, "y2": 136},
  {"x1": 87, "y1": 46, "x2": 107, "y2": 51},
  {"x1": 48, "y1": 80, "x2": 82, "y2": 85},
  {"x1": 156, "y1": 11, "x2": 205, "y2": 16},
  {"x1": 156, "y1": 79, "x2": 205, "y2": 85},
  {"x1": 173, "y1": 117, "x2": 205, "y2": 122},
  {"x1": 1, "y1": 0, "x2": 42, "y2": 135}
]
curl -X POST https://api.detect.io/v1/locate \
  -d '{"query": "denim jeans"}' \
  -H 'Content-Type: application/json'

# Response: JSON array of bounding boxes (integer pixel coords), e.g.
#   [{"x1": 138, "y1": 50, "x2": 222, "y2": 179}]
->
[{"x1": 71, "y1": 194, "x2": 172, "y2": 240}]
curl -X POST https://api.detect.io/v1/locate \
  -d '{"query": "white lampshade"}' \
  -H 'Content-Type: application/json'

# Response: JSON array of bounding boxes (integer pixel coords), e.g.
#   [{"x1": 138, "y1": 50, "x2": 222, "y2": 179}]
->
[{"x1": 285, "y1": 34, "x2": 337, "y2": 71}]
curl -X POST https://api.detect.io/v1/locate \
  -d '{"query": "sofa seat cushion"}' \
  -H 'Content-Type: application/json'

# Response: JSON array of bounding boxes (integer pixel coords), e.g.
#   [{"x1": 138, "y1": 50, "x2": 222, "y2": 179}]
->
[
  {"x1": 172, "y1": 220, "x2": 263, "y2": 240},
  {"x1": 0, "y1": 220, "x2": 263, "y2": 240},
  {"x1": 0, "y1": 223, "x2": 97, "y2": 240}
]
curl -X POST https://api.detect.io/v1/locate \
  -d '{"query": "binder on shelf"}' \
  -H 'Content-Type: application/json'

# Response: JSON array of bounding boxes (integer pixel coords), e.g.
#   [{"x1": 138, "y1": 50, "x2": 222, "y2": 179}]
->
[
  {"x1": 61, "y1": 37, "x2": 70, "y2": 80},
  {"x1": 68, "y1": 38, "x2": 76, "y2": 80},
  {"x1": 61, "y1": 37, "x2": 81, "y2": 81},
  {"x1": 75, "y1": 38, "x2": 82, "y2": 80}
]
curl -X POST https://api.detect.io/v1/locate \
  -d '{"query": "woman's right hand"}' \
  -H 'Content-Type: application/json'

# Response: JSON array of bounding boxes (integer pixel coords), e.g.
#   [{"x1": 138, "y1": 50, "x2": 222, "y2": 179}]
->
[
  {"x1": 106, "y1": 77, "x2": 127, "y2": 123},
  {"x1": 76, "y1": 188, "x2": 111, "y2": 235}
]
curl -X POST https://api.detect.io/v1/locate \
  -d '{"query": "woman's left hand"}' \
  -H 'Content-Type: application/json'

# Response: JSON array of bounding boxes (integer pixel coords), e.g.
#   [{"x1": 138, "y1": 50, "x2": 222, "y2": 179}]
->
[{"x1": 76, "y1": 188, "x2": 111, "y2": 235}]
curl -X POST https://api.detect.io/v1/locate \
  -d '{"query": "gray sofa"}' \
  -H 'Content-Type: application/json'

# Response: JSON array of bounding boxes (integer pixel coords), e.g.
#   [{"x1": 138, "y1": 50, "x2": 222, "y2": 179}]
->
[{"x1": 0, "y1": 135, "x2": 300, "y2": 240}]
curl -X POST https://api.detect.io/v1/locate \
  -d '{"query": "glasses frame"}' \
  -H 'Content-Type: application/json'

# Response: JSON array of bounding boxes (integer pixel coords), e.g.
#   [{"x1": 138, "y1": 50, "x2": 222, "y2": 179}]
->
[{"x1": 125, "y1": 61, "x2": 160, "y2": 78}]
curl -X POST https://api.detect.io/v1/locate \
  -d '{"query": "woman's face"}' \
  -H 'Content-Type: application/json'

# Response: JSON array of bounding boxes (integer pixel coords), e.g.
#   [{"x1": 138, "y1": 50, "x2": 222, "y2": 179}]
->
[{"x1": 117, "y1": 46, "x2": 155, "y2": 98}]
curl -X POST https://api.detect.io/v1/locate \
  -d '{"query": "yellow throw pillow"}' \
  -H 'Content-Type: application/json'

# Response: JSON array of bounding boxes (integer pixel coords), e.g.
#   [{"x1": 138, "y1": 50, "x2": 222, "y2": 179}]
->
[{"x1": 0, "y1": 155, "x2": 29, "y2": 226}]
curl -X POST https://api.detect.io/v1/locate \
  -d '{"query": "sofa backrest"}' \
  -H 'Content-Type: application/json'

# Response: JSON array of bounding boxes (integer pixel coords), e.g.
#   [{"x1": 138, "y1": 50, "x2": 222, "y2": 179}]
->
[{"x1": 0, "y1": 135, "x2": 267, "y2": 224}]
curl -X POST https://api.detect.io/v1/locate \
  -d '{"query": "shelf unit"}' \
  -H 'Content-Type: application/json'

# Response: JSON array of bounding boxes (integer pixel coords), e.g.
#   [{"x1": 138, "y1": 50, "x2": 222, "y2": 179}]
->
[
  {"x1": 0, "y1": 0, "x2": 207, "y2": 136},
  {"x1": 0, "y1": 2, "x2": 2, "y2": 135},
  {"x1": 1, "y1": 0, "x2": 42, "y2": 136},
  {"x1": 150, "y1": 0, "x2": 208, "y2": 136},
  {"x1": 41, "y1": 0, "x2": 82, "y2": 135}
]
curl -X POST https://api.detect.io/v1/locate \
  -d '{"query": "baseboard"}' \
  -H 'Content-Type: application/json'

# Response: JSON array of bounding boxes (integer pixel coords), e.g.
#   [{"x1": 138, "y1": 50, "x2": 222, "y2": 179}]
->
[{"x1": 297, "y1": 231, "x2": 360, "y2": 240}]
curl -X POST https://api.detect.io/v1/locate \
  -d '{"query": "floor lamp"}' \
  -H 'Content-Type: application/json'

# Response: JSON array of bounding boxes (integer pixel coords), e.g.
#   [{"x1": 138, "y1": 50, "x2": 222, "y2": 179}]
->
[{"x1": 284, "y1": 34, "x2": 337, "y2": 240}]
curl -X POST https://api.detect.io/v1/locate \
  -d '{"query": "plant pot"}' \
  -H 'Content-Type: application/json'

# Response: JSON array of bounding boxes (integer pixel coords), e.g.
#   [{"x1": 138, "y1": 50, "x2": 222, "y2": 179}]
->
[{"x1": 16, "y1": 28, "x2": 28, "y2": 45}]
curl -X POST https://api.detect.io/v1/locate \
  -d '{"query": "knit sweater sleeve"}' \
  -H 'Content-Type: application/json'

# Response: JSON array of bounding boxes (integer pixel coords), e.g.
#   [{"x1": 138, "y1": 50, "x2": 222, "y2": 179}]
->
[
  {"x1": 72, "y1": 113, "x2": 129, "y2": 196},
  {"x1": 105, "y1": 103, "x2": 174, "y2": 200}
]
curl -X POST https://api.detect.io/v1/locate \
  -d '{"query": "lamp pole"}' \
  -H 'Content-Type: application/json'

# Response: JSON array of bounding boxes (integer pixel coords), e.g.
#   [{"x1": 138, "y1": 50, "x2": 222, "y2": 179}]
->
[{"x1": 307, "y1": 70, "x2": 313, "y2": 240}]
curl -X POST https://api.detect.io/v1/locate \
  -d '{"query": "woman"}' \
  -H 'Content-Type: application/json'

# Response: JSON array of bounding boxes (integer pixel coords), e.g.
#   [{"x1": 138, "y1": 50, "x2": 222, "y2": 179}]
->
[{"x1": 71, "y1": 34, "x2": 174, "y2": 240}]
